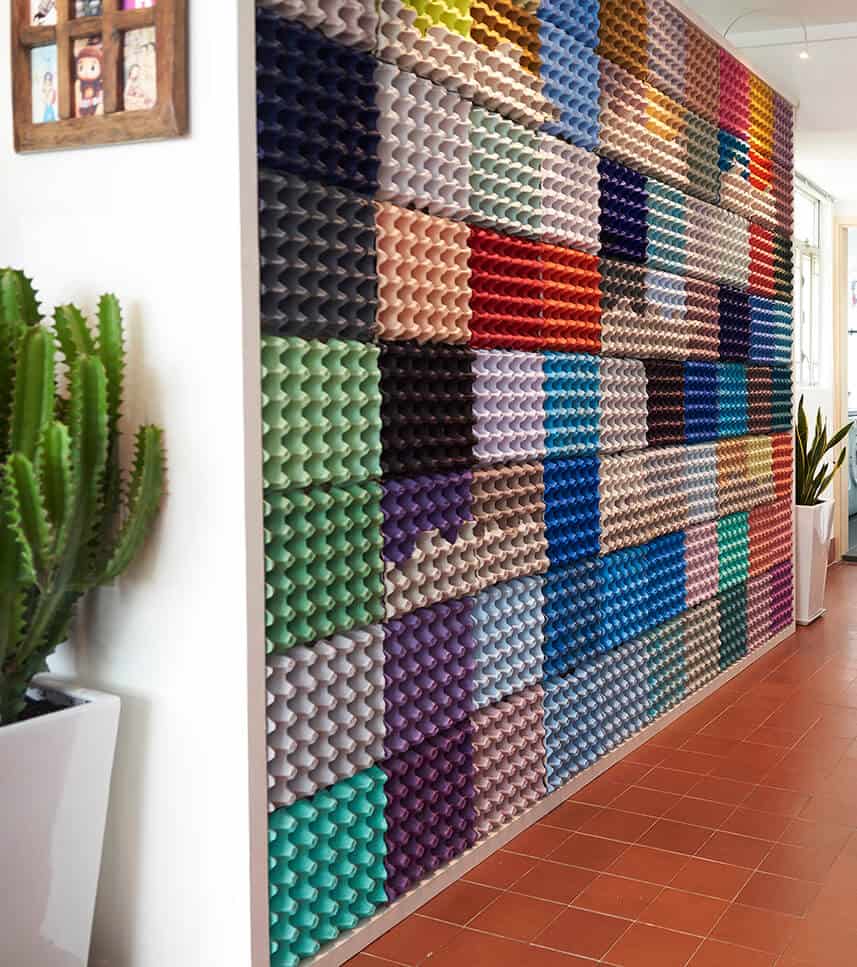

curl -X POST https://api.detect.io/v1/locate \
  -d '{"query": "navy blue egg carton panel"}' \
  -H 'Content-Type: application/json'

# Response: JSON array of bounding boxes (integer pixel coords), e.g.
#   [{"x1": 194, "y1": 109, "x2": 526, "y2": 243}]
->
[
  {"x1": 543, "y1": 456, "x2": 600, "y2": 565},
  {"x1": 718, "y1": 286, "x2": 751, "y2": 362},
  {"x1": 683, "y1": 361, "x2": 718, "y2": 442},
  {"x1": 258, "y1": 169, "x2": 378, "y2": 340},
  {"x1": 256, "y1": 12, "x2": 380, "y2": 195},
  {"x1": 598, "y1": 157, "x2": 648, "y2": 263}
]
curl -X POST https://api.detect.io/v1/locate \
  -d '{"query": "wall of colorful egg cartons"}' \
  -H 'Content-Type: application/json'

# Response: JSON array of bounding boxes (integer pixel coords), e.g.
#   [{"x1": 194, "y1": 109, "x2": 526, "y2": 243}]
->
[{"x1": 255, "y1": 0, "x2": 795, "y2": 961}]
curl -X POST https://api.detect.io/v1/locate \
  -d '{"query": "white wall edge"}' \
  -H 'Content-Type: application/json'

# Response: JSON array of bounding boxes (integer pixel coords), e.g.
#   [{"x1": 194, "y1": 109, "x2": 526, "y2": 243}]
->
[
  {"x1": 237, "y1": 0, "x2": 271, "y2": 962},
  {"x1": 300, "y1": 621, "x2": 797, "y2": 967}
]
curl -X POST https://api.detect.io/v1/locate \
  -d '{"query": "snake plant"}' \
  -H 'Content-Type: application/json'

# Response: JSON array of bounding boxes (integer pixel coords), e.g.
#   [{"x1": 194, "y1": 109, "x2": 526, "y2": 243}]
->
[
  {"x1": 0, "y1": 269, "x2": 165, "y2": 725},
  {"x1": 795, "y1": 395, "x2": 853, "y2": 507}
]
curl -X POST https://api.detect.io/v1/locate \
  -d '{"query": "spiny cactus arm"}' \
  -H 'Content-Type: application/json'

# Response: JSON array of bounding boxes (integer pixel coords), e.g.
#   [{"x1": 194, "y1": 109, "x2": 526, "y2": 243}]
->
[
  {"x1": 18, "y1": 355, "x2": 108, "y2": 660},
  {"x1": 53, "y1": 304, "x2": 96, "y2": 371},
  {"x1": 7, "y1": 453, "x2": 53, "y2": 586},
  {"x1": 10, "y1": 327, "x2": 55, "y2": 462},
  {"x1": 0, "y1": 465, "x2": 35, "y2": 589},
  {"x1": 0, "y1": 269, "x2": 41, "y2": 326},
  {"x1": 93, "y1": 295, "x2": 125, "y2": 563},
  {"x1": 36, "y1": 421, "x2": 71, "y2": 539},
  {"x1": 0, "y1": 320, "x2": 20, "y2": 464},
  {"x1": 97, "y1": 295, "x2": 124, "y2": 439},
  {"x1": 103, "y1": 426, "x2": 164, "y2": 581}
]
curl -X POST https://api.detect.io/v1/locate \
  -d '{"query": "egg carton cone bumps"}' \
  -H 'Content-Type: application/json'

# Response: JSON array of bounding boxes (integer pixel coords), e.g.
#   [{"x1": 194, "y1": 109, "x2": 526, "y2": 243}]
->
[
  {"x1": 471, "y1": 684, "x2": 546, "y2": 837},
  {"x1": 599, "y1": 356, "x2": 648, "y2": 453},
  {"x1": 472, "y1": 461, "x2": 549, "y2": 584},
  {"x1": 268, "y1": 767, "x2": 388, "y2": 967},
  {"x1": 265, "y1": 481, "x2": 385, "y2": 652},
  {"x1": 539, "y1": 135, "x2": 601, "y2": 253},
  {"x1": 471, "y1": 575, "x2": 545, "y2": 709},
  {"x1": 257, "y1": 0, "x2": 378, "y2": 50},
  {"x1": 266, "y1": 626, "x2": 386, "y2": 809},
  {"x1": 381, "y1": 471, "x2": 484, "y2": 618},
  {"x1": 379, "y1": 341, "x2": 476, "y2": 477},
  {"x1": 256, "y1": 14, "x2": 379, "y2": 195},
  {"x1": 375, "y1": 203, "x2": 471, "y2": 343},
  {"x1": 382, "y1": 721, "x2": 476, "y2": 900},
  {"x1": 543, "y1": 555, "x2": 601, "y2": 674},
  {"x1": 682, "y1": 596, "x2": 720, "y2": 693},
  {"x1": 375, "y1": 63, "x2": 472, "y2": 220},
  {"x1": 473, "y1": 350, "x2": 546, "y2": 463},
  {"x1": 260, "y1": 335, "x2": 381, "y2": 490},
  {"x1": 543, "y1": 455, "x2": 600, "y2": 565},
  {"x1": 469, "y1": 106, "x2": 542, "y2": 237},
  {"x1": 258, "y1": 171, "x2": 378, "y2": 341},
  {"x1": 382, "y1": 597, "x2": 475, "y2": 757}
]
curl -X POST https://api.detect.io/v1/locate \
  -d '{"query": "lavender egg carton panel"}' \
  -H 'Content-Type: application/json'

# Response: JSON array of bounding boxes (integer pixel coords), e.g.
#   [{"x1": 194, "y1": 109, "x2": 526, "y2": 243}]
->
[{"x1": 266, "y1": 625, "x2": 386, "y2": 809}]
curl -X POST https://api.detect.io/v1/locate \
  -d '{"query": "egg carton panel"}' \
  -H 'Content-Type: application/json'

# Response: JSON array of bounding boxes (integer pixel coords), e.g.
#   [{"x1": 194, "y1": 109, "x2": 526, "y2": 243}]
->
[
  {"x1": 543, "y1": 556, "x2": 601, "y2": 673},
  {"x1": 471, "y1": 684, "x2": 546, "y2": 837},
  {"x1": 267, "y1": 625, "x2": 386, "y2": 808},
  {"x1": 379, "y1": 341, "x2": 476, "y2": 477},
  {"x1": 256, "y1": 13, "x2": 379, "y2": 195},
  {"x1": 382, "y1": 721, "x2": 476, "y2": 900},
  {"x1": 268, "y1": 767, "x2": 388, "y2": 967},
  {"x1": 375, "y1": 203, "x2": 472, "y2": 343},
  {"x1": 599, "y1": 356, "x2": 648, "y2": 454},
  {"x1": 543, "y1": 455, "x2": 600, "y2": 565},
  {"x1": 383, "y1": 597, "x2": 474, "y2": 757},
  {"x1": 472, "y1": 461, "x2": 550, "y2": 584},
  {"x1": 543, "y1": 351, "x2": 601, "y2": 457},
  {"x1": 473, "y1": 350, "x2": 546, "y2": 463},
  {"x1": 471, "y1": 575, "x2": 545, "y2": 710},
  {"x1": 265, "y1": 481, "x2": 385, "y2": 652},
  {"x1": 258, "y1": 170, "x2": 378, "y2": 341},
  {"x1": 261, "y1": 335, "x2": 381, "y2": 490}
]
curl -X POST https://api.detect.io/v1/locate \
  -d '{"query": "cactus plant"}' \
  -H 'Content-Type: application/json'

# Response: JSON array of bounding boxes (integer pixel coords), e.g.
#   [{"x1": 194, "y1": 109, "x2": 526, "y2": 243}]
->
[{"x1": 0, "y1": 269, "x2": 165, "y2": 726}]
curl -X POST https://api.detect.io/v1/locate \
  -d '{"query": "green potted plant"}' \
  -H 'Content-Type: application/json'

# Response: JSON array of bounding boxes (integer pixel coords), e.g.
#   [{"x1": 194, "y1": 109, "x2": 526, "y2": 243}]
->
[
  {"x1": 795, "y1": 396, "x2": 852, "y2": 624},
  {"x1": 0, "y1": 268, "x2": 164, "y2": 965}
]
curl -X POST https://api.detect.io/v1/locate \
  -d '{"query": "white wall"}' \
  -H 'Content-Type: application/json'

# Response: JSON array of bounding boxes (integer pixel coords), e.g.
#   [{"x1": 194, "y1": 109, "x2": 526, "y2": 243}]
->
[{"x1": 0, "y1": 4, "x2": 268, "y2": 966}]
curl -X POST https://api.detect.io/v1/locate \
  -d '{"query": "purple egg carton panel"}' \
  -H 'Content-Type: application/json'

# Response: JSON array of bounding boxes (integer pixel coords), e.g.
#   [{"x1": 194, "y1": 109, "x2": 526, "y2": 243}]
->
[
  {"x1": 383, "y1": 597, "x2": 475, "y2": 758},
  {"x1": 382, "y1": 720, "x2": 476, "y2": 901},
  {"x1": 381, "y1": 470, "x2": 473, "y2": 565}
]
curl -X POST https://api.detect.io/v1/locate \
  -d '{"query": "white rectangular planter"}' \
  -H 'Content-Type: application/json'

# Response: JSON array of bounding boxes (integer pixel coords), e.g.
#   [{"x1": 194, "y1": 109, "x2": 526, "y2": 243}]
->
[
  {"x1": 795, "y1": 500, "x2": 834, "y2": 625},
  {"x1": 0, "y1": 677, "x2": 120, "y2": 967}
]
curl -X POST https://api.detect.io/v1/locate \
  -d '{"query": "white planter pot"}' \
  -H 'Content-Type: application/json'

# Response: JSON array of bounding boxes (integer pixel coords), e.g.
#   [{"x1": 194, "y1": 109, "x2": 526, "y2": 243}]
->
[
  {"x1": 0, "y1": 677, "x2": 119, "y2": 967},
  {"x1": 795, "y1": 500, "x2": 835, "y2": 625}
]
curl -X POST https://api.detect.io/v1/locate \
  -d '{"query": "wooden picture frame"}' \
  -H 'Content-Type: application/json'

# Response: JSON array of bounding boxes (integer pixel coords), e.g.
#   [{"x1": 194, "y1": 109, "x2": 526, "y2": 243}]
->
[{"x1": 12, "y1": 0, "x2": 187, "y2": 152}]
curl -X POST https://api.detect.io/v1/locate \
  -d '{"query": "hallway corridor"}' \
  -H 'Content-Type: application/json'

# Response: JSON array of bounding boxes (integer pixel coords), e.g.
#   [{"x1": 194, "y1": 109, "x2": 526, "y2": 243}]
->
[{"x1": 350, "y1": 565, "x2": 857, "y2": 967}]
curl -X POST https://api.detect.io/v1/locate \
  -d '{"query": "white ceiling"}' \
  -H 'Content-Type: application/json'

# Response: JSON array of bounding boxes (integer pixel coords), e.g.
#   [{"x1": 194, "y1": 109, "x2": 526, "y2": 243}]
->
[{"x1": 681, "y1": 1, "x2": 857, "y2": 203}]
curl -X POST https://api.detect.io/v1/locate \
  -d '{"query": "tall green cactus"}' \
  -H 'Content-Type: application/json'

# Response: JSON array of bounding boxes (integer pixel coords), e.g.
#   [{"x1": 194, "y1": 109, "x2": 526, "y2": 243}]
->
[{"x1": 0, "y1": 269, "x2": 165, "y2": 725}]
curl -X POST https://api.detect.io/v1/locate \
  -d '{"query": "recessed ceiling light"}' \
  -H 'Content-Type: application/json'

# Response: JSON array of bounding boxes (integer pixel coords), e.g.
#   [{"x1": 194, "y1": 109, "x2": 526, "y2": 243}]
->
[{"x1": 799, "y1": 48, "x2": 810, "y2": 59}]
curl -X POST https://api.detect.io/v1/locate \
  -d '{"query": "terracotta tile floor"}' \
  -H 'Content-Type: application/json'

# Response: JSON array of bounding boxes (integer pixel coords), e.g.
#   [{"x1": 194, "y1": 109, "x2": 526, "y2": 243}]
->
[{"x1": 350, "y1": 564, "x2": 857, "y2": 967}]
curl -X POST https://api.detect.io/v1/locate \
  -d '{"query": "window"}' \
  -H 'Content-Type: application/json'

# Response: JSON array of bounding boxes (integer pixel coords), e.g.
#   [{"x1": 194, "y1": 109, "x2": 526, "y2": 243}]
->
[{"x1": 794, "y1": 184, "x2": 822, "y2": 386}]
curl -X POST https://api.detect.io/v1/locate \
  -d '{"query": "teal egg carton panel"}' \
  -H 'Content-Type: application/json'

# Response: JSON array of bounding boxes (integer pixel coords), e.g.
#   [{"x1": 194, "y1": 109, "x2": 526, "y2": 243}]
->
[
  {"x1": 261, "y1": 336, "x2": 382, "y2": 490},
  {"x1": 269, "y1": 767, "x2": 388, "y2": 967},
  {"x1": 265, "y1": 481, "x2": 385, "y2": 651}
]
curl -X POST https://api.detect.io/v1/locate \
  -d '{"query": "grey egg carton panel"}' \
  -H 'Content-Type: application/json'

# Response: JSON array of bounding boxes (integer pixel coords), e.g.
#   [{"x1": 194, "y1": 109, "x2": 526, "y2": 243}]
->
[{"x1": 267, "y1": 625, "x2": 386, "y2": 808}]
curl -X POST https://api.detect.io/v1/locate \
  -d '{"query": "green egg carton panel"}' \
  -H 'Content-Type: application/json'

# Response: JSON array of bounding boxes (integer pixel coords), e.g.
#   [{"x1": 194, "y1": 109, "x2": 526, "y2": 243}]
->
[
  {"x1": 261, "y1": 335, "x2": 382, "y2": 490},
  {"x1": 265, "y1": 481, "x2": 385, "y2": 651},
  {"x1": 716, "y1": 512, "x2": 750, "y2": 593},
  {"x1": 269, "y1": 767, "x2": 388, "y2": 967}
]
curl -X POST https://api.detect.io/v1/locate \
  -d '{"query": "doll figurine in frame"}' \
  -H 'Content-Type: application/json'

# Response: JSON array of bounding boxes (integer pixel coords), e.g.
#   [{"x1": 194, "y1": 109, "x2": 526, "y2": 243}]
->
[{"x1": 74, "y1": 38, "x2": 104, "y2": 117}]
